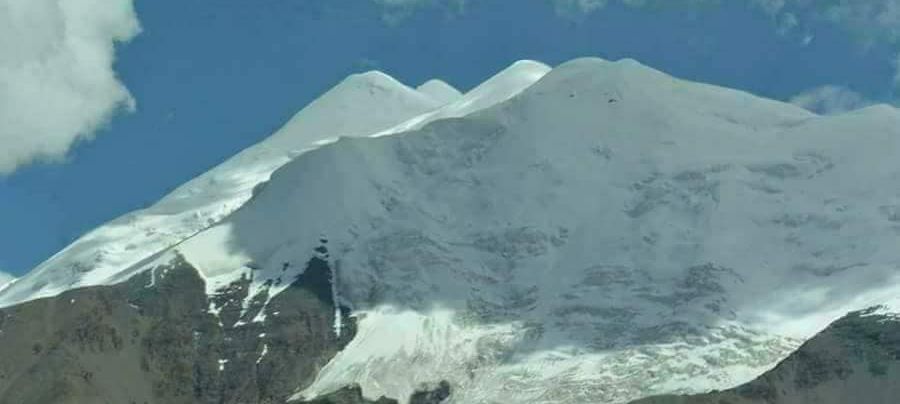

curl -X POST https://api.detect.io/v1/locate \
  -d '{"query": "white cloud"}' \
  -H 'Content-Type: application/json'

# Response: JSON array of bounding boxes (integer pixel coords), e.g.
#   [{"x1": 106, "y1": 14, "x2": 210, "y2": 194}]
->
[
  {"x1": 789, "y1": 85, "x2": 872, "y2": 115},
  {"x1": 0, "y1": 0, "x2": 140, "y2": 175}
]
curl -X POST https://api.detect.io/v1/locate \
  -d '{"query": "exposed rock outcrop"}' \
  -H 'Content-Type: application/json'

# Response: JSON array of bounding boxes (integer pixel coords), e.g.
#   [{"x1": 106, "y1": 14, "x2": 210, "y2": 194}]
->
[
  {"x1": 297, "y1": 380, "x2": 452, "y2": 404},
  {"x1": 0, "y1": 254, "x2": 354, "y2": 404}
]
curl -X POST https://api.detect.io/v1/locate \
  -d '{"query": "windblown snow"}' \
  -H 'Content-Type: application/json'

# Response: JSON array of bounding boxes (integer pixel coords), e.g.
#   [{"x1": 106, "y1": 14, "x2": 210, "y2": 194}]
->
[{"x1": 4, "y1": 57, "x2": 900, "y2": 403}]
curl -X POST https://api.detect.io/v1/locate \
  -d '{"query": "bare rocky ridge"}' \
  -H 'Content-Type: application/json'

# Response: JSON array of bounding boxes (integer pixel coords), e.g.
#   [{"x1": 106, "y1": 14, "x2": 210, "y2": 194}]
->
[
  {"x1": 0, "y1": 252, "x2": 355, "y2": 404},
  {"x1": 297, "y1": 381, "x2": 451, "y2": 404},
  {"x1": 631, "y1": 308, "x2": 900, "y2": 404}
]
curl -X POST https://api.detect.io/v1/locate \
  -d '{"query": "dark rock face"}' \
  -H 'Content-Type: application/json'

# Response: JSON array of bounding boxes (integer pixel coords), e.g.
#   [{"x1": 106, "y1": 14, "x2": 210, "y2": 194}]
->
[
  {"x1": 0, "y1": 254, "x2": 355, "y2": 404},
  {"x1": 297, "y1": 384, "x2": 398, "y2": 404},
  {"x1": 408, "y1": 380, "x2": 451, "y2": 404},
  {"x1": 630, "y1": 308, "x2": 900, "y2": 404},
  {"x1": 297, "y1": 380, "x2": 452, "y2": 404}
]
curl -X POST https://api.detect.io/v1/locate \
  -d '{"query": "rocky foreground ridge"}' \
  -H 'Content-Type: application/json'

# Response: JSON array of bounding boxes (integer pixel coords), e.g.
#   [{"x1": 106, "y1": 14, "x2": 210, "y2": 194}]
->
[
  {"x1": 633, "y1": 308, "x2": 900, "y2": 404},
  {"x1": 0, "y1": 248, "x2": 456, "y2": 403}
]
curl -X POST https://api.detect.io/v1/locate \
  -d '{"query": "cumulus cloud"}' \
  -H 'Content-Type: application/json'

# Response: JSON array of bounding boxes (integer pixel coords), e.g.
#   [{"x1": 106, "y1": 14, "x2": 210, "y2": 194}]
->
[
  {"x1": 789, "y1": 85, "x2": 872, "y2": 115},
  {"x1": 0, "y1": 0, "x2": 140, "y2": 175}
]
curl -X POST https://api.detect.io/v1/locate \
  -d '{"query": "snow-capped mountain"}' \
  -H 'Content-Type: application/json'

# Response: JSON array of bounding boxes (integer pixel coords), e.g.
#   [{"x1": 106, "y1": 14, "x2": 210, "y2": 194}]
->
[{"x1": 2, "y1": 57, "x2": 900, "y2": 404}]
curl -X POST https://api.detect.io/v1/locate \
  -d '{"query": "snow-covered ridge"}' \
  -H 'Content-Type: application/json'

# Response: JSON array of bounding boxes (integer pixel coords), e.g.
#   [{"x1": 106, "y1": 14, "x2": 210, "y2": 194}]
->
[
  {"x1": 0, "y1": 70, "x2": 470, "y2": 308},
  {"x1": 0, "y1": 59, "x2": 552, "y2": 309},
  {"x1": 370, "y1": 60, "x2": 551, "y2": 137}
]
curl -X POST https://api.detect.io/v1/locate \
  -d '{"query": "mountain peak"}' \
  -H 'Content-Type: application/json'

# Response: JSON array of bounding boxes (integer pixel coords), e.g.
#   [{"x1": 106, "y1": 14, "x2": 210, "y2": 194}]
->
[
  {"x1": 507, "y1": 59, "x2": 553, "y2": 71},
  {"x1": 368, "y1": 60, "x2": 553, "y2": 137},
  {"x1": 342, "y1": 70, "x2": 411, "y2": 90},
  {"x1": 265, "y1": 70, "x2": 442, "y2": 149},
  {"x1": 416, "y1": 79, "x2": 462, "y2": 104},
  {"x1": 472, "y1": 59, "x2": 551, "y2": 94},
  {"x1": 513, "y1": 57, "x2": 814, "y2": 135}
]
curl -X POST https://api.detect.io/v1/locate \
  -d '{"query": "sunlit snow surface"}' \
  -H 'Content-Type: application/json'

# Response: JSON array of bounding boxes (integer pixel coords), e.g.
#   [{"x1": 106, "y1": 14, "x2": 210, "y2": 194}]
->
[
  {"x1": 5, "y1": 58, "x2": 900, "y2": 403},
  {"x1": 0, "y1": 272, "x2": 15, "y2": 293}
]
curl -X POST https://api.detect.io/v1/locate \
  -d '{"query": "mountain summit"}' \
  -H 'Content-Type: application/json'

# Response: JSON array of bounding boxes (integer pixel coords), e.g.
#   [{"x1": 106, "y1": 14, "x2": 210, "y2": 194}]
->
[{"x1": 416, "y1": 80, "x2": 463, "y2": 104}]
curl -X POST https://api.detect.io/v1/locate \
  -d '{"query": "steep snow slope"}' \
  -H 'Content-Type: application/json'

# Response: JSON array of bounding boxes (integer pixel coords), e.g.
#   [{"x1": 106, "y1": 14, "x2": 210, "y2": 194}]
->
[
  {"x1": 417, "y1": 79, "x2": 463, "y2": 104},
  {"x1": 0, "y1": 72, "x2": 448, "y2": 308},
  {"x1": 0, "y1": 272, "x2": 14, "y2": 293},
  {"x1": 149, "y1": 58, "x2": 900, "y2": 403}
]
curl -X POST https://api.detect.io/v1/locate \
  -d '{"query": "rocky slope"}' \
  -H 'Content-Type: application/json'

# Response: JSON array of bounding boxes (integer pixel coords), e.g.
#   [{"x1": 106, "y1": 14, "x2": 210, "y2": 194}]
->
[
  {"x1": 632, "y1": 307, "x2": 900, "y2": 404},
  {"x1": 0, "y1": 247, "x2": 356, "y2": 404},
  {"x1": 297, "y1": 381, "x2": 451, "y2": 404}
]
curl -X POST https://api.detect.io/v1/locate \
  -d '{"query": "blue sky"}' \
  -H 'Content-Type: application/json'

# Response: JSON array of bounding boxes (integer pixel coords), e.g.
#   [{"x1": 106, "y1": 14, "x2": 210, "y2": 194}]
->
[{"x1": 1, "y1": 0, "x2": 899, "y2": 276}]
